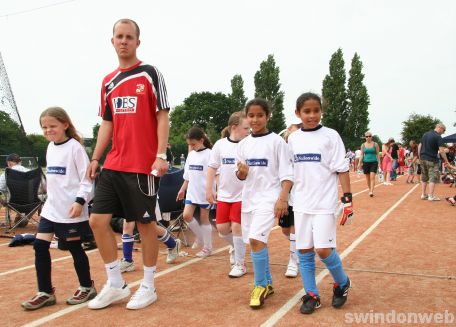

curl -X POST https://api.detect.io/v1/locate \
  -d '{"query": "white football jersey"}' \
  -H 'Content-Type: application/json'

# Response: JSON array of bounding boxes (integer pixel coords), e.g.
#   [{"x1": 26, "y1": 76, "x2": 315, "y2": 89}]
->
[
  {"x1": 288, "y1": 125, "x2": 349, "y2": 214},
  {"x1": 237, "y1": 132, "x2": 293, "y2": 212},
  {"x1": 183, "y1": 148, "x2": 214, "y2": 205},
  {"x1": 208, "y1": 137, "x2": 243, "y2": 202},
  {"x1": 41, "y1": 138, "x2": 93, "y2": 223}
]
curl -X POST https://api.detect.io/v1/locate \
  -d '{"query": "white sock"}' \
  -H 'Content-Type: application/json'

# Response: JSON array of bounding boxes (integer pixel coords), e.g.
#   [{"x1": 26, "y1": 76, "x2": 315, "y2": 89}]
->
[
  {"x1": 290, "y1": 233, "x2": 297, "y2": 262},
  {"x1": 142, "y1": 265, "x2": 156, "y2": 289},
  {"x1": 219, "y1": 232, "x2": 234, "y2": 247},
  {"x1": 105, "y1": 260, "x2": 124, "y2": 288},
  {"x1": 201, "y1": 224, "x2": 213, "y2": 250},
  {"x1": 187, "y1": 217, "x2": 203, "y2": 242},
  {"x1": 233, "y1": 235, "x2": 246, "y2": 265}
]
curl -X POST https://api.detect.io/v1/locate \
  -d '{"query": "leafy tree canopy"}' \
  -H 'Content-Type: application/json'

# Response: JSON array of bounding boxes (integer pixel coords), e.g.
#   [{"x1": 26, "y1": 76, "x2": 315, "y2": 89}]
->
[{"x1": 401, "y1": 113, "x2": 441, "y2": 146}]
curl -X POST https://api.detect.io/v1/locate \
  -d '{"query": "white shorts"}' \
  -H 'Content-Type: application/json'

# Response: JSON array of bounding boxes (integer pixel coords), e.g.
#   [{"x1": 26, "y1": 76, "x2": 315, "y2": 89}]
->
[
  {"x1": 294, "y1": 212, "x2": 337, "y2": 249},
  {"x1": 241, "y1": 209, "x2": 275, "y2": 244}
]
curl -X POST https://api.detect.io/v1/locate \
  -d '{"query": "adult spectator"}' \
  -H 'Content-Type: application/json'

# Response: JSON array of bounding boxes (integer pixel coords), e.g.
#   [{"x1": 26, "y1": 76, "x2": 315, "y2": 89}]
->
[
  {"x1": 86, "y1": 18, "x2": 170, "y2": 310},
  {"x1": 358, "y1": 132, "x2": 380, "y2": 197},
  {"x1": 390, "y1": 138, "x2": 399, "y2": 181},
  {"x1": 0, "y1": 153, "x2": 29, "y2": 197},
  {"x1": 418, "y1": 123, "x2": 455, "y2": 201}
]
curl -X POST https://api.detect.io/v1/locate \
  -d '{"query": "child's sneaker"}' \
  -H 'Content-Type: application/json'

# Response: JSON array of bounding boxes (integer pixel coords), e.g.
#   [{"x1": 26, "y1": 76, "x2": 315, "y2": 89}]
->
[
  {"x1": 21, "y1": 288, "x2": 56, "y2": 310},
  {"x1": 229, "y1": 246, "x2": 235, "y2": 265},
  {"x1": 332, "y1": 278, "x2": 351, "y2": 308},
  {"x1": 196, "y1": 247, "x2": 212, "y2": 258},
  {"x1": 120, "y1": 258, "x2": 135, "y2": 273},
  {"x1": 420, "y1": 194, "x2": 428, "y2": 200},
  {"x1": 66, "y1": 281, "x2": 97, "y2": 305},
  {"x1": 126, "y1": 283, "x2": 157, "y2": 310},
  {"x1": 265, "y1": 284, "x2": 274, "y2": 298},
  {"x1": 88, "y1": 283, "x2": 130, "y2": 310},
  {"x1": 428, "y1": 195, "x2": 441, "y2": 201},
  {"x1": 166, "y1": 239, "x2": 181, "y2": 264},
  {"x1": 249, "y1": 285, "x2": 266, "y2": 308},
  {"x1": 284, "y1": 258, "x2": 299, "y2": 278},
  {"x1": 300, "y1": 292, "x2": 321, "y2": 314},
  {"x1": 228, "y1": 263, "x2": 246, "y2": 278}
]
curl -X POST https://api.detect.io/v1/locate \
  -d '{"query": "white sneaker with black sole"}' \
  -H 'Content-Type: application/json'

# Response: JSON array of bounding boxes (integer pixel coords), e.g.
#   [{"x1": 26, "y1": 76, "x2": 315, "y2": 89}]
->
[
  {"x1": 126, "y1": 283, "x2": 157, "y2": 310},
  {"x1": 229, "y1": 263, "x2": 247, "y2": 278},
  {"x1": 88, "y1": 283, "x2": 130, "y2": 309}
]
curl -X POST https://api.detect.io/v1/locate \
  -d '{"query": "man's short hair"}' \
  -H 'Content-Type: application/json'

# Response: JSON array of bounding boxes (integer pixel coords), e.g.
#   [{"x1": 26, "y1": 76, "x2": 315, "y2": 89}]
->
[
  {"x1": 113, "y1": 18, "x2": 140, "y2": 38},
  {"x1": 6, "y1": 153, "x2": 21, "y2": 163},
  {"x1": 436, "y1": 123, "x2": 446, "y2": 131}
]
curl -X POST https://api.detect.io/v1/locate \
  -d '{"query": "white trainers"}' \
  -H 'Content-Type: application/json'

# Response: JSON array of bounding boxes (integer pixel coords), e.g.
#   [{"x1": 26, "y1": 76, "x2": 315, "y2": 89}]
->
[
  {"x1": 229, "y1": 246, "x2": 235, "y2": 265},
  {"x1": 428, "y1": 195, "x2": 441, "y2": 201},
  {"x1": 285, "y1": 258, "x2": 299, "y2": 278},
  {"x1": 196, "y1": 247, "x2": 212, "y2": 258},
  {"x1": 421, "y1": 194, "x2": 428, "y2": 200},
  {"x1": 191, "y1": 239, "x2": 202, "y2": 250},
  {"x1": 88, "y1": 283, "x2": 130, "y2": 309},
  {"x1": 166, "y1": 239, "x2": 181, "y2": 264},
  {"x1": 126, "y1": 283, "x2": 157, "y2": 310},
  {"x1": 120, "y1": 258, "x2": 135, "y2": 273},
  {"x1": 229, "y1": 263, "x2": 247, "y2": 278}
]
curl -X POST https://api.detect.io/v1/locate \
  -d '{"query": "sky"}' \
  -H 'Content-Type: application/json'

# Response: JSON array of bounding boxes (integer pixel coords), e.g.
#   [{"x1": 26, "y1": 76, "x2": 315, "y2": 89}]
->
[{"x1": 0, "y1": 0, "x2": 455, "y2": 143}]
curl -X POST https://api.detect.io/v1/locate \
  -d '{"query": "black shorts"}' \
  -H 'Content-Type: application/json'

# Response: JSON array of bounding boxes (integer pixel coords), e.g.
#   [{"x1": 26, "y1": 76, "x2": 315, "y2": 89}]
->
[
  {"x1": 362, "y1": 161, "x2": 378, "y2": 174},
  {"x1": 278, "y1": 206, "x2": 294, "y2": 228},
  {"x1": 91, "y1": 169, "x2": 159, "y2": 224},
  {"x1": 38, "y1": 217, "x2": 92, "y2": 241}
]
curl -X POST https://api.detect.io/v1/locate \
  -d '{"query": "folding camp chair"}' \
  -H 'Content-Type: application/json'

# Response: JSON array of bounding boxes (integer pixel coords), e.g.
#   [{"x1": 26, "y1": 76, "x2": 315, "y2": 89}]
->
[
  {"x1": 3, "y1": 167, "x2": 44, "y2": 233},
  {"x1": 157, "y1": 167, "x2": 188, "y2": 246}
]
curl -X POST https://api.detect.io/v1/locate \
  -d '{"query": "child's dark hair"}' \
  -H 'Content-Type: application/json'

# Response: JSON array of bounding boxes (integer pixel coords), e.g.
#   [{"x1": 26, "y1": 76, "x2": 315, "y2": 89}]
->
[
  {"x1": 220, "y1": 111, "x2": 246, "y2": 138},
  {"x1": 40, "y1": 106, "x2": 83, "y2": 144},
  {"x1": 186, "y1": 126, "x2": 213, "y2": 149},
  {"x1": 245, "y1": 98, "x2": 271, "y2": 116},
  {"x1": 296, "y1": 92, "x2": 322, "y2": 111}
]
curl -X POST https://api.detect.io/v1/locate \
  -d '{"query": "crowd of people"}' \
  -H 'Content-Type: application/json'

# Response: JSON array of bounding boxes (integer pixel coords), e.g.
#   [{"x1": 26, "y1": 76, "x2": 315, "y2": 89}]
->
[
  {"x1": 0, "y1": 17, "x2": 453, "y2": 319},
  {"x1": 346, "y1": 124, "x2": 455, "y2": 201}
]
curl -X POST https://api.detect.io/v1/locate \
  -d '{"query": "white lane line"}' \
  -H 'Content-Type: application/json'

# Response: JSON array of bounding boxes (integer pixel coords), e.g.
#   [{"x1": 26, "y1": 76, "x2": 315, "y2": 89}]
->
[
  {"x1": 22, "y1": 244, "x2": 232, "y2": 327},
  {"x1": 260, "y1": 184, "x2": 419, "y2": 327}
]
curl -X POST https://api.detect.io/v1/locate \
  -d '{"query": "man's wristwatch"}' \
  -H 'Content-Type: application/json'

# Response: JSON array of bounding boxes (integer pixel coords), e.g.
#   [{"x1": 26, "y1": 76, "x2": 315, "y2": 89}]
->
[{"x1": 156, "y1": 153, "x2": 167, "y2": 160}]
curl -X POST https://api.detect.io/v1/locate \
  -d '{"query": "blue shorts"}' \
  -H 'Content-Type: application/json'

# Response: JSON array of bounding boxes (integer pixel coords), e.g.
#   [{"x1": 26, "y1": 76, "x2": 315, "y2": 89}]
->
[
  {"x1": 184, "y1": 200, "x2": 216, "y2": 210},
  {"x1": 38, "y1": 217, "x2": 92, "y2": 241}
]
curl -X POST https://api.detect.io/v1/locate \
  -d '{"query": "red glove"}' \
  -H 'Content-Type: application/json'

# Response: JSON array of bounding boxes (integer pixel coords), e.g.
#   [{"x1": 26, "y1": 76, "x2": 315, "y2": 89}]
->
[{"x1": 339, "y1": 193, "x2": 354, "y2": 226}]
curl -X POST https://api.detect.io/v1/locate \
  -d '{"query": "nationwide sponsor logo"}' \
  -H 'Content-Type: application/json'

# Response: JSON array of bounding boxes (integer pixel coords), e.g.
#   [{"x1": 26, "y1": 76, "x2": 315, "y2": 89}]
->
[
  {"x1": 222, "y1": 158, "x2": 235, "y2": 165},
  {"x1": 112, "y1": 96, "x2": 137, "y2": 114},
  {"x1": 136, "y1": 83, "x2": 145, "y2": 93},
  {"x1": 246, "y1": 159, "x2": 268, "y2": 167},
  {"x1": 47, "y1": 166, "x2": 66, "y2": 175},
  {"x1": 189, "y1": 165, "x2": 203, "y2": 171},
  {"x1": 294, "y1": 153, "x2": 321, "y2": 163}
]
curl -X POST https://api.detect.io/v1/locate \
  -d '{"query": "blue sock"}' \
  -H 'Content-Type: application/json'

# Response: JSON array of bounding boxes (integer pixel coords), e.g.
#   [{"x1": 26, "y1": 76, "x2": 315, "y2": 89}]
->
[
  {"x1": 251, "y1": 247, "x2": 268, "y2": 287},
  {"x1": 122, "y1": 234, "x2": 134, "y2": 262},
  {"x1": 265, "y1": 247, "x2": 273, "y2": 285},
  {"x1": 297, "y1": 251, "x2": 319, "y2": 296},
  {"x1": 320, "y1": 249, "x2": 348, "y2": 288},
  {"x1": 158, "y1": 229, "x2": 176, "y2": 249}
]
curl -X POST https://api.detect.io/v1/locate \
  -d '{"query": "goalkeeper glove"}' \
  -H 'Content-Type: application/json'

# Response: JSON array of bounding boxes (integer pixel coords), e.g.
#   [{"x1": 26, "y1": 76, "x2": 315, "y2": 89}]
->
[{"x1": 339, "y1": 192, "x2": 354, "y2": 226}]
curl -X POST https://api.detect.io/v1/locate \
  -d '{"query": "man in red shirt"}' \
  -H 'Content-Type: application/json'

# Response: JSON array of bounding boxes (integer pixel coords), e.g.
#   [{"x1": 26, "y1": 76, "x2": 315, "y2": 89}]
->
[{"x1": 86, "y1": 18, "x2": 170, "y2": 310}]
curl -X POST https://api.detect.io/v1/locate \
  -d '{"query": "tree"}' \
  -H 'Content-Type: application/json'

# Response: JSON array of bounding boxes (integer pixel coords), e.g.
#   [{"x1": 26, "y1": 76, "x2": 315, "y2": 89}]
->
[
  {"x1": 0, "y1": 110, "x2": 28, "y2": 155},
  {"x1": 169, "y1": 92, "x2": 233, "y2": 159},
  {"x1": 322, "y1": 48, "x2": 349, "y2": 138},
  {"x1": 401, "y1": 113, "x2": 441, "y2": 146},
  {"x1": 91, "y1": 123, "x2": 112, "y2": 165},
  {"x1": 254, "y1": 54, "x2": 286, "y2": 133},
  {"x1": 26, "y1": 134, "x2": 48, "y2": 166},
  {"x1": 229, "y1": 74, "x2": 247, "y2": 112},
  {"x1": 346, "y1": 53, "x2": 370, "y2": 150}
]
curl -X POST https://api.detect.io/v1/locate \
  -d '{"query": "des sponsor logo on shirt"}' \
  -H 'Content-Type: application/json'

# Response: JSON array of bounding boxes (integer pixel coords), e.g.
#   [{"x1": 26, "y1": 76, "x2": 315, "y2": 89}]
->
[{"x1": 112, "y1": 96, "x2": 137, "y2": 114}]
